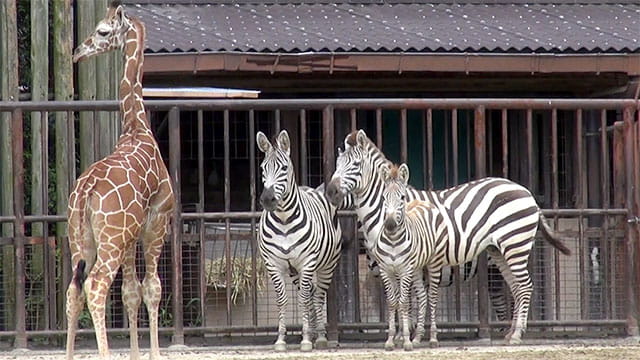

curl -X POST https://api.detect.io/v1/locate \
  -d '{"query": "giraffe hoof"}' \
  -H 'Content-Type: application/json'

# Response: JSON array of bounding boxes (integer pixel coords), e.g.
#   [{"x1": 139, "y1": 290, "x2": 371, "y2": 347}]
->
[
  {"x1": 274, "y1": 342, "x2": 287, "y2": 352},
  {"x1": 300, "y1": 341, "x2": 313, "y2": 352}
]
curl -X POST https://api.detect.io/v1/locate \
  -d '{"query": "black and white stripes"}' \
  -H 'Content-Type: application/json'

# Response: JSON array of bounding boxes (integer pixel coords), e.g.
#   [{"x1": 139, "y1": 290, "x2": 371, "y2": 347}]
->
[
  {"x1": 257, "y1": 130, "x2": 342, "y2": 352},
  {"x1": 326, "y1": 129, "x2": 571, "y2": 346}
]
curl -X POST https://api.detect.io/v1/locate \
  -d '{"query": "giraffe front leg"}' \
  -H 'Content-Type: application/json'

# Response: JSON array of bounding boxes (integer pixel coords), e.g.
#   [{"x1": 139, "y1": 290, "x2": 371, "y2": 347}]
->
[
  {"x1": 121, "y1": 245, "x2": 142, "y2": 360},
  {"x1": 141, "y1": 214, "x2": 168, "y2": 360}
]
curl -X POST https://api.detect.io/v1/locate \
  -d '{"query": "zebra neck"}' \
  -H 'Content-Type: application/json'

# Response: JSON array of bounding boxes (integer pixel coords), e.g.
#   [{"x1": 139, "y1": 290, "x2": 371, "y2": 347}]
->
[
  {"x1": 274, "y1": 179, "x2": 301, "y2": 217},
  {"x1": 381, "y1": 225, "x2": 407, "y2": 246},
  {"x1": 354, "y1": 152, "x2": 389, "y2": 245}
]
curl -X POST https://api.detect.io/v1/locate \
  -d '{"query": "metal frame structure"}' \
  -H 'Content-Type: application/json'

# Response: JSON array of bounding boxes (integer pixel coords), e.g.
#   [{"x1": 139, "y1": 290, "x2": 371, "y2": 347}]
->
[{"x1": 0, "y1": 98, "x2": 638, "y2": 348}]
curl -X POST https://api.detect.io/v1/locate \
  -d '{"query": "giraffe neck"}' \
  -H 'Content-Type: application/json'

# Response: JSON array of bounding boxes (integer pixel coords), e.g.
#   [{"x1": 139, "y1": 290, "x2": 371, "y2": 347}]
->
[{"x1": 119, "y1": 16, "x2": 150, "y2": 134}]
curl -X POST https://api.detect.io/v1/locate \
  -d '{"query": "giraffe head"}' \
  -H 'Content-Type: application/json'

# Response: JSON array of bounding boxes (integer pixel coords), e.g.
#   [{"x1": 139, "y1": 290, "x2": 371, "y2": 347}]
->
[{"x1": 73, "y1": 1, "x2": 129, "y2": 63}]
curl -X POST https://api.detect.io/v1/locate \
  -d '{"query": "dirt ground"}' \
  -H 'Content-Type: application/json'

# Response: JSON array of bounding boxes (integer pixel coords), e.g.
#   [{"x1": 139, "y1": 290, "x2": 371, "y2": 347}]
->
[{"x1": 2, "y1": 339, "x2": 640, "y2": 360}]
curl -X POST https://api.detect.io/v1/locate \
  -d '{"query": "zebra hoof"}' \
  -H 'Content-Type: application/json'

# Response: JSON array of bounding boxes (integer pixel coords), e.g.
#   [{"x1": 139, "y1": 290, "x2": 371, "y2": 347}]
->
[
  {"x1": 429, "y1": 340, "x2": 439, "y2": 348},
  {"x1": 507, "y1": 336, "x2": 522, "y2": 345},
  {"x1": 384, "y1": 340, "x2": 395, "y2": 351},
  {"x1": 315, "y1": 337, "x2": 328, "y2": 349},
  {"x1": 403, "y1": 342, "x2": 414, "y2": 351},
  {"x1": 411, "y1": 336, "x2": 422, "y2": 345},
  {"x1": 274, "y1": 342, "x2": 287, "y2": 352},
  {"x1": 300, "y1": 341, "x2": 313, "y2": 352}
]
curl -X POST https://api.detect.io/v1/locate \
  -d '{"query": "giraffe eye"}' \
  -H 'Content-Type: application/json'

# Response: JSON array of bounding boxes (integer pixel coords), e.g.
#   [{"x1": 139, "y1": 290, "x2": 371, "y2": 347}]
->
[{"x1": 97, "y1": 29, "x2": 110, "y2": 37}]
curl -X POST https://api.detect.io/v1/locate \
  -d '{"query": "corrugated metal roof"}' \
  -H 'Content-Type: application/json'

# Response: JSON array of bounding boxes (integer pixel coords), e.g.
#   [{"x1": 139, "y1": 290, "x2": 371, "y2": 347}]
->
[{"x1": 127, "y1": 3, "x2": 640, "y2": 53}]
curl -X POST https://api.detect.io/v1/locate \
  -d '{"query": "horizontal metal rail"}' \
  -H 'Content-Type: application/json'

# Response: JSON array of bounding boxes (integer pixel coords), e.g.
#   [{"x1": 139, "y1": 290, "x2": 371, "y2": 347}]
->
[{"x1": 0, "y1": 98, "x2": 638, "y2": 112}]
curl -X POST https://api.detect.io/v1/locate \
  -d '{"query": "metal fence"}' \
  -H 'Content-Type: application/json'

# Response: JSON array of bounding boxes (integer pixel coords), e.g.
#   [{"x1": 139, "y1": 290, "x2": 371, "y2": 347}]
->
[{"x1": 0, "y1": 98, "x2": 639, "y2": 348}]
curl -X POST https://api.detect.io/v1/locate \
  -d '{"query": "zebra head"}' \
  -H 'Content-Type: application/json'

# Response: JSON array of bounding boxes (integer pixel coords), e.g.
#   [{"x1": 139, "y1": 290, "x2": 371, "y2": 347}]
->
[
  {"x1": 380, "y1": 163, "x2": 410, "y2": 232},
  {"x1": 256, "y1": 130, "x2": 293, "y2": 212},
  {"x1": 326, "y1": 129, "x2": 370, "y2": 206}
]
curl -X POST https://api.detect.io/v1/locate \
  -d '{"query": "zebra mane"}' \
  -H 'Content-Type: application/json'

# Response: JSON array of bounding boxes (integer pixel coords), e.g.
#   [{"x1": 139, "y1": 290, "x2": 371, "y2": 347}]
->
[{"x1": 346, "y1": 130, "x2": 392, "y2": 167}]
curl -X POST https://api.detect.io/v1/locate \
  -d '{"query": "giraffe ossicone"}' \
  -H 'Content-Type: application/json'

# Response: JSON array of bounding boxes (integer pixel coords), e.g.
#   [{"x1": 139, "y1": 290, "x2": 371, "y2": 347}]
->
[{"x1": 66, "y1": 2, "x2": 175, "y2": 360}]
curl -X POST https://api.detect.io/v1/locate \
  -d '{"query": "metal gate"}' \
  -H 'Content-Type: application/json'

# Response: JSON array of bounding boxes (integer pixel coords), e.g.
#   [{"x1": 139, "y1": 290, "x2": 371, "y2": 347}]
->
[{"x1": 0, "y1": 98, "x2": 638, "y2": 347}]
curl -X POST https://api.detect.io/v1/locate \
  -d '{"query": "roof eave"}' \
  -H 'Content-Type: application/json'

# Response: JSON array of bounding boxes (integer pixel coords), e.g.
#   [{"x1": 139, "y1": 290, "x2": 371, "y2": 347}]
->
[{"x1": 144, "y1": 52, "x2": 640, "y2": 76}]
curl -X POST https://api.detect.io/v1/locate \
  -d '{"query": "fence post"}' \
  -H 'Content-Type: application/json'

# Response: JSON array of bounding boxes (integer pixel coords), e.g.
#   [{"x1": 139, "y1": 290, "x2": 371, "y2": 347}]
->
[
  {"x1": 623, "y1": 106, "x2": 640, "y2": 337},
  {"x1": 474, "y1": 105, "x2": 490, "y2": 339},
  {"x1": 322, "y1": 105, "x2": 339, "y2": 346},
  {"x1": 1, "y1": 0, "x2": 18, "y2": 337},
  {"x1": 169, "y1": 107, "x2": 184, "y2": 345},
  {"x1": 12, "y1": 108, "x2": 27, "y2": 348}
]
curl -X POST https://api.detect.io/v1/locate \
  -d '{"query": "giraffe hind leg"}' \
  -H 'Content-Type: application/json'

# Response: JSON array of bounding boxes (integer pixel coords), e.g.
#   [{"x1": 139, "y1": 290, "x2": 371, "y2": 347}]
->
[
  {"x1": 65, "y1": 261, "x2": 87, "y2": 360},
  {"x1": 121, "y1": 243, "x2": 143, "y2": 360}
]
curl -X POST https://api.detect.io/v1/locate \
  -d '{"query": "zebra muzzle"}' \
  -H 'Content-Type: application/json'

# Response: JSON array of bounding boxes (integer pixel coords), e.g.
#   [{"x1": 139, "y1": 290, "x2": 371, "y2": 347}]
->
[
  {"x1": 260, "y1": 187, "x2": 278, "y2": 211},
  {"x1": 325, "y1": 177, "x2": 344, "y2": 206}
]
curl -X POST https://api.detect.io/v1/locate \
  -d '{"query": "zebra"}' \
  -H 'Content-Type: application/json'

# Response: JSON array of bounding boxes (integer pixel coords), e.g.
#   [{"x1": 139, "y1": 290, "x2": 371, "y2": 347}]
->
[
  {"x1": 325, "y1": 129, "x2": 571, "y2": 345},
  {"x1": 376, "y1": 163, "x2": 448, "y2": 351},
  {"x1": 256, "y1": 130, "x2": 342, "y2": 352}
]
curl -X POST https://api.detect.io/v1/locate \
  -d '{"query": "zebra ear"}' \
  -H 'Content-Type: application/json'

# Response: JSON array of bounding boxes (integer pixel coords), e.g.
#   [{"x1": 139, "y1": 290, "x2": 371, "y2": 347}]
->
[
  {"x1": 398, "y1": 163, "x2": 410, "y2": 185},
  {"x1": 276, "y1": 130, "x2": 290, "y2": 155},
  {"x1": 356, "y1": 129, "x2": 367, "y2": 147},
  {"x1": 256, "y1": 131, "x2": 272, "y2": 153},
  {"x1": 380, "y1": 163, "x2": 392, "y2": 182}
]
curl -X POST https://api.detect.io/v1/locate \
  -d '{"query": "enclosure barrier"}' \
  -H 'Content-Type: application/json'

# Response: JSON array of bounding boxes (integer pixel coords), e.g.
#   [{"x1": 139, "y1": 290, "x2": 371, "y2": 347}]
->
[{"x1": 0, "y1": 98, "x2": 638, "y2": 348}]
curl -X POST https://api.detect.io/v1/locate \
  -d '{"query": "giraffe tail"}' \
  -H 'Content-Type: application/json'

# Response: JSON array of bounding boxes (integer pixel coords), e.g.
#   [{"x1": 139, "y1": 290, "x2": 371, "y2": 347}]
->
[{"x1": 73, "y1": 259, "x2": 87, "y2": 289}]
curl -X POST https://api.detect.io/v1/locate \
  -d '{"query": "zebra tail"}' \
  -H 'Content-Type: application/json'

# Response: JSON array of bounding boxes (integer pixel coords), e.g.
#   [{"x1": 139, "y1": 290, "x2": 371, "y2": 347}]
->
[
  {"x1": 73, "y1": 259, "x2": 87, "y2": 289},
  {"x1": 538, "y1": 214, "x2": 572, "y2": 256}
]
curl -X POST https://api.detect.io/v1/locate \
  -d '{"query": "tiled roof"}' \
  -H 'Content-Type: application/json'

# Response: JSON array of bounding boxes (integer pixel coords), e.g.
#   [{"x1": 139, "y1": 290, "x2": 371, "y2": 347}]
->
[{"x1": 127, "y1": 2, "x2": 640, "y2": 53}]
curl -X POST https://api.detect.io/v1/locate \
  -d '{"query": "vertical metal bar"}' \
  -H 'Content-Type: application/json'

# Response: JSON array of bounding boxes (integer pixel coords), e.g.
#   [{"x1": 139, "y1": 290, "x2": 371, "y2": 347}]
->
[
  {"x1": 426, "y1": 109, "x2": 433, "y2": 190},
  {"x1": 323, "y1": 106, "x2": 338, "y2": 344},
  {"x1": 624, "y1": 107, "x2": 640, "y2": 336},
  {"x1": 599, "y1": 109, "x2": 612, "y2": 318},
  {"x1": 400, "y1": 108, "x2": 407, "y2": 164},
  {"x1": 224, "y1": 110, "x2": 232, "y2": 327},
  {"x1": 526, "y1": 109, "x2": 533, "y2": 189},
  {"x1": 299, "y1": 110, "x2": 307, "y2": 187},
  {"x1": 350, "y1": 108, "x2": 357, "y2": 132},
  {"x1": 249, "y1": 110, "x2": 258, "y2": 326},
  {"x1": 474, "y1": 106, "x2": 489, "y2": 338},
  {"x1": 42, "y1": 110, "x2": 55, "y2": 331},
  {"x1": 12, "y1": 108, "x2": 27, "y2": 347},
  {"x1": 551, "y1": 109, "x2": 561, "y2": 320},
  {"x1": 376, "y1": 108, "x2": 383, "y2": 149},
  {"x1": 274, "y1": 109, "x2": 281, "y2": 134},
  {"x1": 168, "y1": 106, "x2": 184, "y2": 345},
  {"x1": 451, "y1": 109, "x2": 458, "y2": 186},
  {"x1": 501, "y1": 109, "x2": 508, "y2": 178},
  {"x1": 197, "y1": 110, "x2": 206, "y2": 325}
]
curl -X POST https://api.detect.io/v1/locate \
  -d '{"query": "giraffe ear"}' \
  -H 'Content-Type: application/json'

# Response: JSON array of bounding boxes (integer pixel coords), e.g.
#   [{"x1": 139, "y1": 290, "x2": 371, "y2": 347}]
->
[
  {"x1": 398, "y1": 163, "x2": 410, "y2": 185},
  {"x1": 256, "y1": 132, "x2": 272, "y2": 153},
  {"x1": 380, "y1": 163, "x2": 392, "y2": 182},
  {"x1": 276, "y1": 130, "x2": 290, "y2": 156},
  {"x1": 356, "y1": 129, "x2": 368, "y2": 147}
]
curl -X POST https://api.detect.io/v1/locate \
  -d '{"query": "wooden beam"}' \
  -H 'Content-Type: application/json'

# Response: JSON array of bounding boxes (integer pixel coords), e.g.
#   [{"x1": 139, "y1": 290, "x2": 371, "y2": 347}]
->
[
  {"x1": 77, "y1": 0, "x2": 96, "y2": 170},
  {"x1": 0, "y1": 0, "x2": 18, "y2": 334}
]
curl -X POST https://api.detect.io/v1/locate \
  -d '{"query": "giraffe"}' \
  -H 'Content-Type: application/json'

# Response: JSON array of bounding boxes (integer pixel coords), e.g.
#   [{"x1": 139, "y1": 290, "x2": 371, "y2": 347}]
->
[{"x1": 66, "y1": 2, "x2": 175, "y2": 360}]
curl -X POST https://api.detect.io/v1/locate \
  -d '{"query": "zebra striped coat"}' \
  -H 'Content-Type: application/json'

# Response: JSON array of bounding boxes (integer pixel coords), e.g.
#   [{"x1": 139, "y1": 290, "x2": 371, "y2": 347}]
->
[
  {"x1": 257, "y1": 130, "x2": 342, "y2": 352},
  {"x1": 326, "y1": 129, "x2": 571, "y2": 345},
  {"x1": 376, "y1": 163, "x2": 448, "y2": 351}
]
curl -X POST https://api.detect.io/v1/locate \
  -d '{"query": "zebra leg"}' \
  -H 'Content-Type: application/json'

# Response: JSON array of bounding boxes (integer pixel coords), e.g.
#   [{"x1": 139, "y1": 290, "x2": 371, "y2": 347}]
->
[
  {"x1": 298, "y1": 270, "x2": 315, "y2": 352},
  {"x1": 426, "y1": 267, "x2": 442, "y2": 347},
  {"x1": 380, "y1": 272, "x2": 399, "y2": 351},
  {"x1": 269, "y1": 269, "x2": 289, "y2": 351},
  {"x1": 399, "y1": 272, "x2": 414, "y2": 351},
  {"x1": 411, "y1": 270, "x2": 426, "y2": 345},
  {"x1": 488, "y1": 248, "x2": 532, "y2": 345},
  {"x1": 312, "y1": 267, "x2": 333, "y2": 349}
]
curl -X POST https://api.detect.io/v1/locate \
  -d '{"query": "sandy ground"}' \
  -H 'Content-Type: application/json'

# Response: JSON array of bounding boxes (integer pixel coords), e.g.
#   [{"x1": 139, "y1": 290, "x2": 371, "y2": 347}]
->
[{"x1": 2, "y1": 339, "x2": 640, "y2": 360}]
